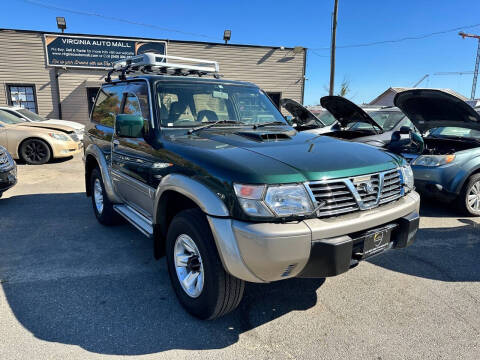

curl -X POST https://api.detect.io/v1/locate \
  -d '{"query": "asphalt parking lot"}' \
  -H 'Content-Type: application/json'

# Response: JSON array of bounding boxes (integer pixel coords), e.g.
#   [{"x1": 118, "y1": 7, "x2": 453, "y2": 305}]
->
[{"x1": 0, "y1": 155, "x2": 479, "y2": 360}]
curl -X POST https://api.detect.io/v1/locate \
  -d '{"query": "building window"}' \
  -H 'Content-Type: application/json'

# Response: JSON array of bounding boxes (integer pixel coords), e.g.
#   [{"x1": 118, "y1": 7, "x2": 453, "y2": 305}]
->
[
  {"x1": 266, "y1": 92, "x2": 282, "y2": 109},
  {"x1": 7, "y1": 84, "x2": 38, "y2": 113}
]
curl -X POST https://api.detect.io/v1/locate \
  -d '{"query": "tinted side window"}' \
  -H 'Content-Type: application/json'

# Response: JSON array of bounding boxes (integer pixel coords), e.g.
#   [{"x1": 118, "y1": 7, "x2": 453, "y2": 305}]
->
[
  {"x1": 91, "y1": 85, "x2": 125, "y2": 127},
  {"x1": 127, "y1": 82, "x2": 150, "y2": 120}
]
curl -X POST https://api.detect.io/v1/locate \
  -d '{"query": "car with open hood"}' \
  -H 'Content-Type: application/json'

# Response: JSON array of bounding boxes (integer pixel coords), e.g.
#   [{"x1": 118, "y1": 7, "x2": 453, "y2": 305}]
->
[
  {"x1": 0, "y1": 106, "x2": 85, "y2": 141},
  {"x1": 282, "y1": 97, "x2": 422, "y2": 152},
  {"x1": 0, "y1": 145, "x2": 17, "y2": 197},
  {"x1": 0, "y1": 109, "x2": 82, "y2": 165},
  {"x1": 83, "y1": 53, "x2": 420, "y2": 320},
  {"x1": 393, "y1": 89, "x2": 480, "y2": 216}
]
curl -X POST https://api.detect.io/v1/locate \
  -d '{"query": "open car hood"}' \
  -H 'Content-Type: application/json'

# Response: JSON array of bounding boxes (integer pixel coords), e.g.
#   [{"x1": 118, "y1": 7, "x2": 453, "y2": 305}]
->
[
  {"x1": 320, "y1": 96, "x2": 383, "y2": 131},
  {"x1": 394, "y1": 89, "x2": 480, "y2": 133},
  {"x1": 280, "y1": 98, "x2": 326, "y2": 126}
]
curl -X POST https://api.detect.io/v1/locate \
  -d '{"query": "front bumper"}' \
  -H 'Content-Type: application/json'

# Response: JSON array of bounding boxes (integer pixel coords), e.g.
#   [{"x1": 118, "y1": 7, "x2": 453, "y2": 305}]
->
[
  {"x1": 0, "y1": 166, "x2": 17, "y2": 193},
  {"x1": 51, "y1": 140, "x2": 83, "y2": 158},
  {"x1": 208, "y1": 191, "x2": 420, "y2": 283}
]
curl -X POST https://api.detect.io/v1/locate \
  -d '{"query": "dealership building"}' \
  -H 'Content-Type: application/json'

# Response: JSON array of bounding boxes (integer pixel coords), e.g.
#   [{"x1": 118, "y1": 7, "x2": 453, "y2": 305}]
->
[{"x1": 0, "y1": 28, "x2": 306, "y2": 125}]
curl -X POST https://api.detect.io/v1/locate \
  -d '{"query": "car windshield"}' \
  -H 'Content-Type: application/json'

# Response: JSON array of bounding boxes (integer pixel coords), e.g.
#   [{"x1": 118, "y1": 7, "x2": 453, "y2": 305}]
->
[
  {"x1": 0, "y1": 109, "x2": 27, "y2": 124},
  {"x1": 16, "y1": 108, "x2": 46, "y2": 121},
  {"x1": 427, "y1": 127, "x2": 480, "y2": 140},
  {"x1": 367, "y1": 111, "x2": 406, "y2": 131},
  {"x1": 317, "y1": 111, "x2": 337, "y2": 126},
  {"x1": 156, "y1": 82, "x2": 287, "y2": 128}
]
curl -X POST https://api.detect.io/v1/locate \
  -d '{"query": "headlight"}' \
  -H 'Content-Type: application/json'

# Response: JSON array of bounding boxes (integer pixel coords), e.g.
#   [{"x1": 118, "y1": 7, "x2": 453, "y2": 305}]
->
[
  {"x1": 412, "y1": 154, "x2": 455, "y2": 167},
  {"x1": 234, "y1": 183, "x2": 313, "y2": 217},
  {"x1": 400, "y1": 165, "x2": 414, "y2": 192},
  {"x1": 48, "y1": 132, "x2": 71, "y2": 141}
]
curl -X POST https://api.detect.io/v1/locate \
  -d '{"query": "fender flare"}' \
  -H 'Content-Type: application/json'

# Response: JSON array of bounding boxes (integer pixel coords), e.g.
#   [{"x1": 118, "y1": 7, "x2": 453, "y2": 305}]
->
[
  {"x1": 84, "y1": 144, "x2": 122, "y2": 203},
  {"x1": 452, "y1": 159, "x2": 480, "y2": 194},
  {"x1": 153, "y1": 174, "x2": 229, "y2": 224}
]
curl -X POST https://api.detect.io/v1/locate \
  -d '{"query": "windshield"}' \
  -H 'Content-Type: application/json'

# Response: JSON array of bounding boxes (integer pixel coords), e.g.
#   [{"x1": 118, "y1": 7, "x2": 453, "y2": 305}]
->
[
  {"x1": 317, "y1": 111, "x2": 337, "y2": 126},
  {"x1": 0, "y1": 109, "x2": 28, "y2": 124},
  {"x1": 16, "y1": 108, "x2": 46, "y2": 121},
  {"x1": 427, "y1": 127, "x2": 480, "y2": 140},
  {"x1": 156, "y1": 82, "x2": 286, "y2": 127},
  {"x1": 367, "y1": 111, "x2": 406, "y2": 131}
]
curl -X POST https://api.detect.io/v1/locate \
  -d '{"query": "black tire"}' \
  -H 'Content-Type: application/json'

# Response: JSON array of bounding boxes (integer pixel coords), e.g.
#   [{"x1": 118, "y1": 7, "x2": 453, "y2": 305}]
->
[
  {"x1": 166, "y1": 208, "x2": 245, "y2": 320},
  {"x1": 458, "y1": 173, "x2": 480, "y2": 216},
  {"x1": 90, "y1": 168, "x2": 119, "y2": 225},
  {"x1": 20, "y1": 138, "x2": 51, "y2": 165}
]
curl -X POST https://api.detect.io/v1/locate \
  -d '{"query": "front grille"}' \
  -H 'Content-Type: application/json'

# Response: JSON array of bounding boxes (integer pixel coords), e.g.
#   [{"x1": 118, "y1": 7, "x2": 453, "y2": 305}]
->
[
  {"x1": 306, "y1": 168, "x2": 404, "y2": 218},
  {"x1": 308, "y1": 181, "x2": 359, "y2": 217},
  {"x1": 380, "y1": 169, "x2": 402, "y2": 204}
]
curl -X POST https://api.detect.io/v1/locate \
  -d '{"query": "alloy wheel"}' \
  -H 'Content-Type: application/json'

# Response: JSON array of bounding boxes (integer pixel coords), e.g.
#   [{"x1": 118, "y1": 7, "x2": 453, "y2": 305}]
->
[
  {"x1": 24, "y1": 140, "x2": 48, "y2": 163},
  {"x1": 93, "y1": 178, "x2": 104, "y2": 214},
  {"x1": 467, "y1": 180, "x2": 480, "y2": 213},
  {"x1": 174, "y1": 234, "x2": 204, "y2": 298}
]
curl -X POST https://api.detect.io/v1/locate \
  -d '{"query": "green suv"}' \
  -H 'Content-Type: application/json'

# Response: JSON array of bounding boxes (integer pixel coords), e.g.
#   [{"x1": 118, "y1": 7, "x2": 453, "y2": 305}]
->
[{"x1": 83, "y1": 53, "x2": 420, "y2": 319}]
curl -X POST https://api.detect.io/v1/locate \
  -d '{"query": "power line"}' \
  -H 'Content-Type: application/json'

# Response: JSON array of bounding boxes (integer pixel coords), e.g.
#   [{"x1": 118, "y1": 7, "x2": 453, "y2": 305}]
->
[
  {"x1": 311, "y1": 22, "x2": 480, "y2": 50},
  {"x1": 20, "y1": 0, "x2": 220, "y2": 40}
]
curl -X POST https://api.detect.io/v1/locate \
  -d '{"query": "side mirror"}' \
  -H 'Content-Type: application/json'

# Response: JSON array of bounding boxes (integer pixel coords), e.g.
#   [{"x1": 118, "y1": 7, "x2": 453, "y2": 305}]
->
[{"x1": 115, "y1": 114, "x2": 144, "y2": 138}]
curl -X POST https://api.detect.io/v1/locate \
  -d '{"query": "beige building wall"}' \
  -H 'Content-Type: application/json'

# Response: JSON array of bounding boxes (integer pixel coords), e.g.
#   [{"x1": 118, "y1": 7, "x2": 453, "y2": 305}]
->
[{"x1": 0, "y1": 29, "x2": 306, "y2": 125}]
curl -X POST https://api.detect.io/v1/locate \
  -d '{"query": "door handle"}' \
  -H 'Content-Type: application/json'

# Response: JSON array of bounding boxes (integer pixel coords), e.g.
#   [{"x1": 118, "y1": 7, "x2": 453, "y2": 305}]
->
[{"x1": 113, "y1": 139, "x2": 120, "y2": 147}]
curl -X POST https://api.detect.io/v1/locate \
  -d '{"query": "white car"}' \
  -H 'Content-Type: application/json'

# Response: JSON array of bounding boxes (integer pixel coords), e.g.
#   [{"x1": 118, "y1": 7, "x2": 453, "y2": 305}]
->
[{"x1": 0, "y1": 106, "x2": 85, "y2": 140}]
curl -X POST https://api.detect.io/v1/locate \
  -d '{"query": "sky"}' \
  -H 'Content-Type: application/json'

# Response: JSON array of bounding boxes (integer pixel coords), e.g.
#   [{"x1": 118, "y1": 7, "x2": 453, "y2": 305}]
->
[{"x1": 2, "y1": 0, "x2": 480, "y2": 105}]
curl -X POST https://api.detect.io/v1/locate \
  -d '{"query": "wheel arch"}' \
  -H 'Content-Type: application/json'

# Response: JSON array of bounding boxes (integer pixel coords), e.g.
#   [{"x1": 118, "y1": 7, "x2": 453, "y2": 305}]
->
[
  {"x1": 455, "y1": 164, "x2": 480, "y2": 194},
  {"x1": 153, "y1": 174, "x2": 230, "y2": 258},
  {"x1": 84, "y1": 153, "x2": 99, "y2": 197},
  {"x1": 84, "y1": 144, "x2": 122, "y2": 203}
]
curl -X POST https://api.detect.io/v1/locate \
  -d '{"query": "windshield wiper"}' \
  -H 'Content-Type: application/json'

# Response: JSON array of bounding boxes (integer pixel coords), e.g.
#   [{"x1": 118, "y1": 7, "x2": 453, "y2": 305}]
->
[
  {"x1": 188, "y1": 120, "x2": 246, "y2": 134},
  {"x1": 253, "y1": 121, "x2": 287, "y2": 129}
]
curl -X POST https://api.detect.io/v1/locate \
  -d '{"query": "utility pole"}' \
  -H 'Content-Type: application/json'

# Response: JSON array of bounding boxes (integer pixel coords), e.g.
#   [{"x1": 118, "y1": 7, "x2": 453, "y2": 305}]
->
[
  {"x1": 459, "y1": 32, "x2": 480, "y2": 100},
  {"x1": 329, "y1": 0, "x2": 339, "y2": 96}
]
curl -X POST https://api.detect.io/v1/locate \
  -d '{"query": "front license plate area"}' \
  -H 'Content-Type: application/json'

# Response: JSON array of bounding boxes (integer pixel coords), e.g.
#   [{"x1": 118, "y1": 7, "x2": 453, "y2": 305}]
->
[{"x1": 361, "y1": 225, "x2": 396, "y2": 259}]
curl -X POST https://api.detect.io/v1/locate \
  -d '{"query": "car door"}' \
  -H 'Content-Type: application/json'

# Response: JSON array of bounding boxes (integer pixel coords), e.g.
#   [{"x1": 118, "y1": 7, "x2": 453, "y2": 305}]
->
[{"x1": 111, "y1": 81, "x2": 157, "y2": 218}]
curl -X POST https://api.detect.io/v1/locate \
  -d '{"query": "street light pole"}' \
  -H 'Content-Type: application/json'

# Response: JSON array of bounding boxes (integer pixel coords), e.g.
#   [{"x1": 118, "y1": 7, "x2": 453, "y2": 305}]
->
[{"x1": 329, "y1": 0, "x2": 339, "y2": 96}]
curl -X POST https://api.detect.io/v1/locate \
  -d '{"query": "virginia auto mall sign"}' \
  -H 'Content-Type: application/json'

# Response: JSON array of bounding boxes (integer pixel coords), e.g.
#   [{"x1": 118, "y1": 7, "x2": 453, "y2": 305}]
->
[{"x1": 44, "y1": 34, "x2": 166, "y2": 69}]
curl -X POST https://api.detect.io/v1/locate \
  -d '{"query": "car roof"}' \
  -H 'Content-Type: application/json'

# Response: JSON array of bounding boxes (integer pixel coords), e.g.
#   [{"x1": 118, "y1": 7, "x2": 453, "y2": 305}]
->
[{"x1": 107, "y1": 74, "x2": 258, "y2": 88}]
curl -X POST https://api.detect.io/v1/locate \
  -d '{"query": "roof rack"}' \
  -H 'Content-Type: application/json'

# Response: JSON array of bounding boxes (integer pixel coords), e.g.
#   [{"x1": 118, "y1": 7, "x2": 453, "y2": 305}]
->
[{"x1": 106, "y1": 53, "x2": 221, "y2": 82}]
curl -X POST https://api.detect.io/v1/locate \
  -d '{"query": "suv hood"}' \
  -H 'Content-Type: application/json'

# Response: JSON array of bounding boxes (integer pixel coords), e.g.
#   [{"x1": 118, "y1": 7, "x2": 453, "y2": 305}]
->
[
  {"x1": 320, "y1": 96, "x2": 383, "y2": 131},
  {"x1": 16, "y1": 122, "x2": 75, "y2": 133},
  {"x1": 281, "y1": 98, "x2": 326, "y2": 126},
  {"x1": 168, "y1": 129, "x2": 402, "y2": 184},
  {"x1": 394, "y1": 89, "x2": 480, "y2": 133}
]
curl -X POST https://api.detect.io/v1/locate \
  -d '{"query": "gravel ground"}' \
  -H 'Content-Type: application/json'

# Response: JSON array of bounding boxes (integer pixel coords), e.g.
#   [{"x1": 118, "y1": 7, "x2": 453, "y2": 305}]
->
[{"x1": 0, "y1": 155, "x2": 479, "y2": 360}]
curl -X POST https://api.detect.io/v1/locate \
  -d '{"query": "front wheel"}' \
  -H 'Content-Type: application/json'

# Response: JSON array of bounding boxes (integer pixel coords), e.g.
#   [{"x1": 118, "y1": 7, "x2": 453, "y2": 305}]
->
[
  {"x1": 20, "y1": 139, "x2": 51, "y2": 165},
  {"x1": 166, "y1": 208, "x2": 245, "y2": 319},
  {"x1": 90, "y1": 168, "x2": 119, "y2": 225},
  {"x1": 460, "y1": 174, "x2": 480, "y2": 216}
]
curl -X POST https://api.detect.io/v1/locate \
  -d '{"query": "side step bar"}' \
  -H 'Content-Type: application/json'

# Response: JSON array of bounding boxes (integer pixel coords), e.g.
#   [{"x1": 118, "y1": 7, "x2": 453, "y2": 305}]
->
[{"x1": 113, "y1": 204, "x2": 153, "y2": 238}]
